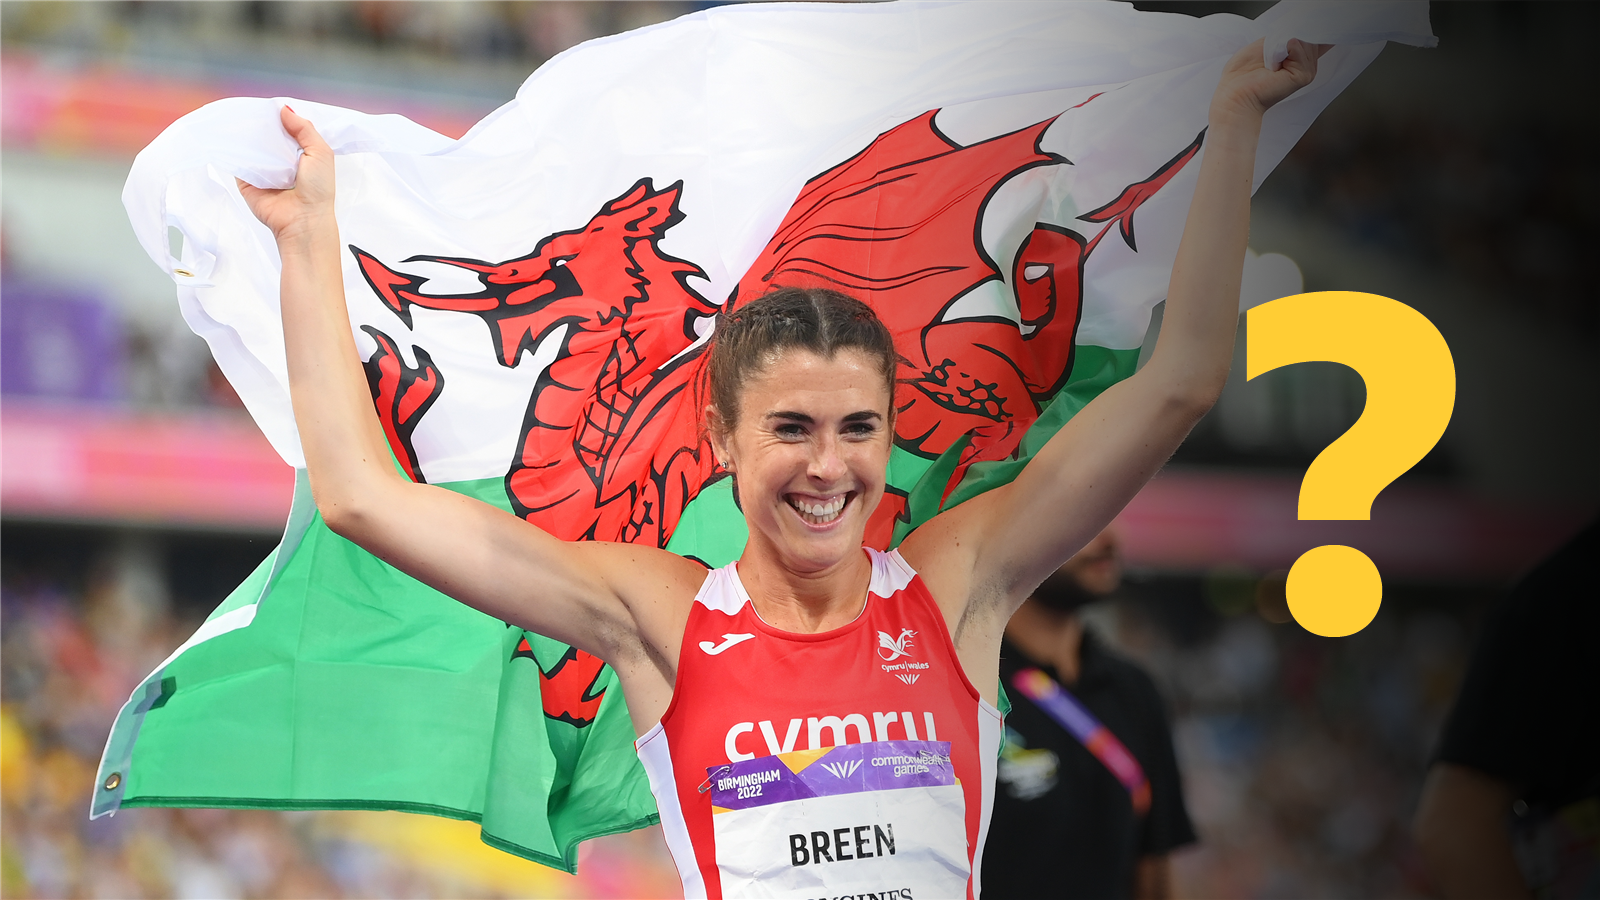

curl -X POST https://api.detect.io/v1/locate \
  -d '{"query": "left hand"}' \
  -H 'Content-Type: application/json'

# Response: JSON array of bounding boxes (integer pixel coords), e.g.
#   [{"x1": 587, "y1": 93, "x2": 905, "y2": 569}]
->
[{"x1": 1212, "y1": 38, "x2": 1329, "y2": 120}]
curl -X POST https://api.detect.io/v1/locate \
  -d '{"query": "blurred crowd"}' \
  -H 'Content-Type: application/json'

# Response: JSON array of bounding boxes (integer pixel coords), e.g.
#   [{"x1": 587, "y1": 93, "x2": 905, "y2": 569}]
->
[
  {"x1": 0, "y1": 275, "x2": 242, "y2": 411},
  {"x1": 1264, "y1": 110, "x2": 1596, "y2": 337},
  {"x1": 1, "y1": 2, "x2": 699, "y2": 73},
  {"x1": 1100, "y1": 576, "x2": 1477, "y2": 898}
]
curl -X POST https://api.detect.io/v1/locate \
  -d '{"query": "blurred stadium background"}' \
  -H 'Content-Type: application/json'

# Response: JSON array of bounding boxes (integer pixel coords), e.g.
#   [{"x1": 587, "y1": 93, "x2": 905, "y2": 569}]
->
[{"x1": 1, "y1": 2, "x2": 1594, "y2": 898}]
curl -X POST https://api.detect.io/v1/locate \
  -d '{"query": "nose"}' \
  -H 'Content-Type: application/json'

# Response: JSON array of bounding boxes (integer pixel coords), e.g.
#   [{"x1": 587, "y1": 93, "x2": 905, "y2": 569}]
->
[{"x1": 808, "y1": 433, "x2": 848, "y2": 484}]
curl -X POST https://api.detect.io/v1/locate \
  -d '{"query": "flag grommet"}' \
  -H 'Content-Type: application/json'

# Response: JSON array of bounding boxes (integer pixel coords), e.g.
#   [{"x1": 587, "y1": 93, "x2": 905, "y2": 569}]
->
[
  {"x1": 173, "y1": 268, "x2": 193, "y2": 277},
  {"x1": 102, "y1": 772, "x2": 121, "y2": 791}
]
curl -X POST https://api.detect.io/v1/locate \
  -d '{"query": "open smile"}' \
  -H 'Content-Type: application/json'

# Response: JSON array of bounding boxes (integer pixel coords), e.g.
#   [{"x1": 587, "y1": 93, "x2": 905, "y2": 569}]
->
[{"x1": 785, "y1": 492, "x2": 854, "y2": 527}]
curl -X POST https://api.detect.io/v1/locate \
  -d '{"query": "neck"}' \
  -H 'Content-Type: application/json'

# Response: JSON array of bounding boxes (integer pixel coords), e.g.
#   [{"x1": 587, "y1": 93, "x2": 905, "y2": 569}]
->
[
  {"x1": 736, "y1": 543, "x2": 873, "y2": 634},
  {"x1": 1005, "y1": 599, "x2": 1084, "y2": 685}
]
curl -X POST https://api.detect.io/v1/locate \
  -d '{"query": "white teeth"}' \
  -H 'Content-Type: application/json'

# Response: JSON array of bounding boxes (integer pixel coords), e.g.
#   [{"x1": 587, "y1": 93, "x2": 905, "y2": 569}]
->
[{"x1": 790, "y1": 495, "x2": 846, "y2": 524}]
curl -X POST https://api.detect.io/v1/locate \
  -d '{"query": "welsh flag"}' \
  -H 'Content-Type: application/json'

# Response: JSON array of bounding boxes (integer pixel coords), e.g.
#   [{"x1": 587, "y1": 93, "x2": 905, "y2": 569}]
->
[{"x1": 96, "y1": 0, "x2": 1434, "y2": 870}]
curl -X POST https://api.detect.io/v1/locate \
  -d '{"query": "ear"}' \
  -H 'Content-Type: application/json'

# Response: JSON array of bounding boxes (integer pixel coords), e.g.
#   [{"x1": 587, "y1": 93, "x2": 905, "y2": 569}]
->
[{"x1": 705, "y1": 405, "x2": 733, "y2": 470}]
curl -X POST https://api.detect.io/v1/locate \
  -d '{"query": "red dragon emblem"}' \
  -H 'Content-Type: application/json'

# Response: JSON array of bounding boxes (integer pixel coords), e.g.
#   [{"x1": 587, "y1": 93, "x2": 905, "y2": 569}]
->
[
  {"x1": 350, "y1": 106, "x2": 1201, "y2": 726},
  {"x1": 352, "y1": 178, "x2": 720, "y2": 548},
  {"x1": 734, "y1": 111, "x2": 1205, "y2": 506},
  {"x1": 513, "y1": 637, "x2": 608, "y2": 727}
]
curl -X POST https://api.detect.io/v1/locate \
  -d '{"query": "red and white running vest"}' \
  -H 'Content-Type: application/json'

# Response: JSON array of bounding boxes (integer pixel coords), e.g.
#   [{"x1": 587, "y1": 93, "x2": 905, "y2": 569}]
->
[{"x1": 635, "y1": 548, "x2": 1003, "y2": 899}]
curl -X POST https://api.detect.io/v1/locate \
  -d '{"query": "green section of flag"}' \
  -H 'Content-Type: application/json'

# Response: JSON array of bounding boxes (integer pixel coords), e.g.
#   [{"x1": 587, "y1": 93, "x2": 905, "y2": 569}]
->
[
  {"x1": 663, "y1": 475, "x2": 745, "y2": 567},
  {"x1": 96, "y1": 477, "x2": 656, "y2": 873}
]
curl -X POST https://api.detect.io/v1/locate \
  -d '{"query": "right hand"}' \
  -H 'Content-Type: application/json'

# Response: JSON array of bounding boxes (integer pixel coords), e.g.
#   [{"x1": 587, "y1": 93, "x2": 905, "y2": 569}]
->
[
  {"x1": 237, "y1": 105, "x2": 336, "y2": 244},
  {"x1": 1211, "y1": 38, "x2": 1329, "y2": 122}
]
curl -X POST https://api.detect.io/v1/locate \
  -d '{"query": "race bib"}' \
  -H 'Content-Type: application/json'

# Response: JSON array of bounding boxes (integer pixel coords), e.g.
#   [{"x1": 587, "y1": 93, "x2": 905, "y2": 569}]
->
[{"x1": 707, "y1": 741, "x2": 968, "y2": 899}]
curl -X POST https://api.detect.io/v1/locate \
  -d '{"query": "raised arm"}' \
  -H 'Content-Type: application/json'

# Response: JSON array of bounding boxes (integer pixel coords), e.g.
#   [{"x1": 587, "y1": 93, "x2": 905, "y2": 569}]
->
[
  {"x1": 906, "y1": 39, "x2": 1326, "y2": 630},
  {"x1": 237, "y1": 108, "x2": 702, "y2": 676}
]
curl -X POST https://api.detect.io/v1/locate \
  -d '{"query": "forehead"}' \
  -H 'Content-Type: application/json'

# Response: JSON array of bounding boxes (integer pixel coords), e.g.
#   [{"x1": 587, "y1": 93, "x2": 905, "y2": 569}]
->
[{"x1": 737, "y1": 348, "x2": 891, "y2": 415}]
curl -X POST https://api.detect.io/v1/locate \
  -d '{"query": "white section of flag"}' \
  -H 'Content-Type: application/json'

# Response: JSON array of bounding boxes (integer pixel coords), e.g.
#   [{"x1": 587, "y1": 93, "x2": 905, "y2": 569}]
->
[{"x1": 123, "y1": 1, "x2": 1433, "y2": 476}]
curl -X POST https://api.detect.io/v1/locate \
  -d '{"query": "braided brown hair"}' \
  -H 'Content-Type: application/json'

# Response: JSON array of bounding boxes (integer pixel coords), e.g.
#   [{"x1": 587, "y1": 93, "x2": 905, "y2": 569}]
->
[{"x1": 704, "y1": 287, "x2": 898, "y2": 435}]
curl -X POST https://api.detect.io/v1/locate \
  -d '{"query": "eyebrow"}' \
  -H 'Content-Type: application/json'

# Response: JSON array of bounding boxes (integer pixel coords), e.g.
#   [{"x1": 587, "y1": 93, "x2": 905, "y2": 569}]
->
[{"x1": 765, "y1": 410, "x2": 883, "y2": 424}]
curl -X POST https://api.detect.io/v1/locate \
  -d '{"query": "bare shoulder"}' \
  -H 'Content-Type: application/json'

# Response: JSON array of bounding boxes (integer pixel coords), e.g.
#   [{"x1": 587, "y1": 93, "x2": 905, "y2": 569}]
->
[{"x1": 896, "y1": 486, "x2": 1012, "y2": 628}]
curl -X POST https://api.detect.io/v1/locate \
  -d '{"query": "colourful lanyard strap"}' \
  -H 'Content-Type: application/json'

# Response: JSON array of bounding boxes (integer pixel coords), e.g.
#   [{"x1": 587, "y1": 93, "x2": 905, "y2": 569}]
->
[{"x1": 1010, "y1": 667, "x2": 1151, "y2": 815}]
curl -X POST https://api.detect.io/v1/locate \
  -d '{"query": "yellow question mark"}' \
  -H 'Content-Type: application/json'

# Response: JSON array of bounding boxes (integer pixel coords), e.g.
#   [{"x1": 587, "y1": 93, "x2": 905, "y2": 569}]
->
[{"x1": 1246, "y1": 291, "x2": 1456, "y2": 637}]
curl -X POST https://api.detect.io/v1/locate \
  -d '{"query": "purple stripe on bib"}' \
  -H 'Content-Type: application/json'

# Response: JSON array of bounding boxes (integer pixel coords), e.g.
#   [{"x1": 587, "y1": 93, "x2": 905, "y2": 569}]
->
[{"x1": 709, "y1": 740, "x2": 954, "y2": 811}]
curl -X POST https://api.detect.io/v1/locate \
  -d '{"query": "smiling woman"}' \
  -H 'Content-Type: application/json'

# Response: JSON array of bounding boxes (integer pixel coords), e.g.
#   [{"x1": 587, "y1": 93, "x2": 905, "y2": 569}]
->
[
  {"x1": 236, "y1": 34, "x2": 1325, "y2": 900},
  {"x1": 703, "y1": 289, "x2": 898, "y2": 608}
]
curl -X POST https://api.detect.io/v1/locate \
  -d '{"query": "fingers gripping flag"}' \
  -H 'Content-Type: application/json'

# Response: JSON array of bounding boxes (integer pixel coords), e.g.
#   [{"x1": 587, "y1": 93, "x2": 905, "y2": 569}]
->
[{"x1": 98, "y1": 0, "x2": 1435, "y2": 870}]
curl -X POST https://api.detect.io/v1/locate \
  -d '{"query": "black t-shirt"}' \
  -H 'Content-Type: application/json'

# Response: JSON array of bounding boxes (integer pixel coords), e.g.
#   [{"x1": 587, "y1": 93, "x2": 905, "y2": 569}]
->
[
  {"x1": 982, "y1": 629, "x2": 1197, "y2": 900},
  {"x1": 1435, "y1": 519, "x2": 1599, "y2": 811}
]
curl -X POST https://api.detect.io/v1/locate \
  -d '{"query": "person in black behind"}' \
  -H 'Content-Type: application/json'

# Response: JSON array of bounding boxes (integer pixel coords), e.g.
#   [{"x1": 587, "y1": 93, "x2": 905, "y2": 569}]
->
[
  {"x1": 983, "y1": 528, "x2": 1196, "y2": 899},
  {"x1": 1414, "y1": 519, "x2": 1599, "y2": 900}
]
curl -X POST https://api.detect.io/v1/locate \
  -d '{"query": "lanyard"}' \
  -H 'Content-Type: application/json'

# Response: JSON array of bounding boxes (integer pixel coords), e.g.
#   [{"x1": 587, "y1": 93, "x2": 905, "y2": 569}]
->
[{"x1": 1010, "y1": 667, "x2": 1151, "y2": 815}]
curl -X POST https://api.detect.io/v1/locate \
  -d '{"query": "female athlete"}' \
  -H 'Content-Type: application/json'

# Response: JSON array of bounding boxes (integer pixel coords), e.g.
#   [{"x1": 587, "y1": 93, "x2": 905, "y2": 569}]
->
[{"x1": 240, "y1": 37, "x2": 1323, "y2": 900}]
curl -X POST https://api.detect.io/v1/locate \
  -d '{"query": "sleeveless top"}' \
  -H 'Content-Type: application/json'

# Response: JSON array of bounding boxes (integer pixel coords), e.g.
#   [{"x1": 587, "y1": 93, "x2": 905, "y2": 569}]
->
[{"x1": 635, "y1": 548, "x2": 1004, "y2": 900}]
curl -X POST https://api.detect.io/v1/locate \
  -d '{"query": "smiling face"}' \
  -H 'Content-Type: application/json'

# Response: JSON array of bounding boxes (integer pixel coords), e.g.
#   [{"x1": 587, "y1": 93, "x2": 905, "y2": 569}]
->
[{"x1": 709, "y1": 347, "x2": 894, "y2": 575}]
